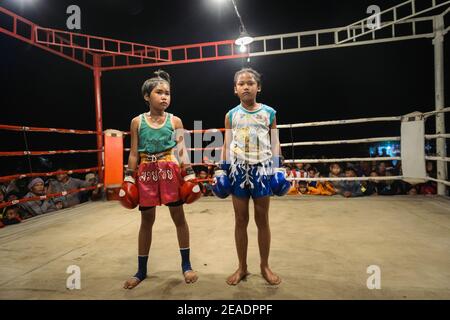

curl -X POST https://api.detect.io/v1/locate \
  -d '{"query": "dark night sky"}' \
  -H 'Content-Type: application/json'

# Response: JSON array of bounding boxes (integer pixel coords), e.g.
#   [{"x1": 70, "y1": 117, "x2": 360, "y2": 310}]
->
[{"x1": 0, "y1": 0, "x2": 449, "y2": 174}]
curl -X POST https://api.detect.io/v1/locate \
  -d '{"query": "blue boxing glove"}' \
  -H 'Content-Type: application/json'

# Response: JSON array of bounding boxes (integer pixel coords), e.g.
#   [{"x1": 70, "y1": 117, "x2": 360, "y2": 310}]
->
[
  {"x1": 270, "y1": 168, "x2": 291, "y2": 196},
  {"x1": 218, "y1": 160, "x2": 231, "y2": 173},
  {"x1": 212, "y1": 170, "x2": 232, "y2": 199}
]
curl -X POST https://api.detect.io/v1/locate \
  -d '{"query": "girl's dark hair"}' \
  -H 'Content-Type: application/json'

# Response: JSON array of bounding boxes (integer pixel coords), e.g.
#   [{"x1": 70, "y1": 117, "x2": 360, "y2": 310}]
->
[
  {"x1": 234, "y1": 68, "x2": 262, "y2": 87},
  {"x1": 141, "y1": 69, "x2": 171, "y2": 97}
]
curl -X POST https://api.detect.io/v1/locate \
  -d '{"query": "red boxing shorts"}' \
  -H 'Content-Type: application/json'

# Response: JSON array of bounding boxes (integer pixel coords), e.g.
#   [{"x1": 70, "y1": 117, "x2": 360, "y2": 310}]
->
[{"x1": 137, "y1": 152, "x2": 183, "y2": 207}]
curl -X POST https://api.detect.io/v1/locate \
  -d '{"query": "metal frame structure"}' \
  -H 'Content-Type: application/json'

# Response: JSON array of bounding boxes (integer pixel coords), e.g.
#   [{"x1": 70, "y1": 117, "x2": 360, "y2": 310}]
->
[{"x1": 0, "y1": 0, "x2": 449, "y2": 194}]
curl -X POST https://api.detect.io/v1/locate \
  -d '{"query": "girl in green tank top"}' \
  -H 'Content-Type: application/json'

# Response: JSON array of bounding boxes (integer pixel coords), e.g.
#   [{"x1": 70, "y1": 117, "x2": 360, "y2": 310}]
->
[
  {"x1": 123, "y1": 70, "x2": 198, "y2": 290},
  {"x1": 138, "y1": 111, "x2": 177, "y2": 154}
]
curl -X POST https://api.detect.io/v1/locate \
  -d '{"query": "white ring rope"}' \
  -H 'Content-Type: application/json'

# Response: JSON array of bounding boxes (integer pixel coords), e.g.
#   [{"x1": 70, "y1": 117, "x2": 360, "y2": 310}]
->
[
  {"x1": 288, "y1": 176, "x2": 404, "y2": 182},
  {"x1": 280, "y1": 136, "x2": 400, "y2": 147},
  {"x1": 425, "y1": 133, "x2": 450, "y2": 139},
  {"x1": 425, "y1": 156, "x2": 450, "y2": 162},
  {"x1": 426, "y1": 177, "x2": 450, "y2": 187},
  {"x1": 284, "y1": 157, "x2": 400, "y2": 164},
  {"x1": 277, "y1": 116, "x2": 401, "y2": 129},
  {"x1": 423, "y1": 107, "x2": 450, "y2": 119}
]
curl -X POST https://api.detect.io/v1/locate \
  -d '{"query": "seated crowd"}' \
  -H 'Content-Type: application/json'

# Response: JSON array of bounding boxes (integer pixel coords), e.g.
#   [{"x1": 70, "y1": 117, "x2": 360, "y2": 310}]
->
[
  {"x1": 284, "y1": 160, "x2": 437, "y2": 197},
  {"x1": 0, "y1": 159, "x2": 440, "y2": 228},
  {"x1": 0, "y1": 170, "x2": 101, "y2": 228},
  {"x1": 194, "y1": 160, "x2": 438, "y2": 198}
]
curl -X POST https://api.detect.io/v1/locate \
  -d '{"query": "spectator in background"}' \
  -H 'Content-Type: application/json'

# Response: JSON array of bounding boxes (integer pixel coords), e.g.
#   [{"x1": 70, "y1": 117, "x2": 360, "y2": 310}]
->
[
  {"x1": 378, "y1": 170, "x2": 402, "y2": 195},
  {"x1": 328, "y1": 163, "x2": 343, "y2": 194},
  {"x1": 0, "y1": 190, "x2": 27, "y2": 220},
  {"x1": 304, "y1": 163, "x2": 312, "y2": 172},
  {"x1": 5, "y1": 191, "x2": 20, "y2": 202},
  {"x1": 317, "y1": 156, "x2": 329, "y2": 177},
  {"x1": 0, "y1": 189, "x2": 5, "y2": 220},
  {"x1": 0, "y1": 183, "x2": 6, "y2": 197},
  {"x1": 4, "y1": 191, "x2": 30, "y2": 219},
  {"x1": 406, "y1": 184, "x2": 418, "y2": 195},
  {"x1": 21, "y1": 178, "x2": 59, "y2": 216},
  {"x1": 391, "y1": 160, "x2": 402, "y2": 176},
  {"x1": 340, "y1": 168, "x2": 364, "y2": 198},
  {"x1": 6, "y1": 177, "x2": 29, "y2": 198},
  {"x1": 297, "y1": 181, "x2": 308, "y2": 195},
  {"x1": 417, "y1": 161, "x2": 437, "y2": 195},
  {"x1": 2, "y1": 205, "x2": 22, "y2": 226},
  {"x1": 426, "y1": 161, "x2": 437, "y2": 179},
  {"x1": 357, "y1": 161, "x2": 371, "y2": 177},
  {"x1": 370, "y1": 160, "x2": 378, "y2": 172},
  {"x1": 48, "y1": 169, "x2": 93, "y2": 208},
  {"x1": 377, "y1": 162, "x2": 387, "y2": 176},
  {"x1": 294, "y1": 162, "x2": 305, "y2": 173},
  {"x1": 292, "y1": 163, "x2": 308, "y2": 185},
  {"x1": 379, "y1": 148, "x2": 388, "y2": 157},
  {"x1": 285, "y1": 165, "x2": 299, "y2": 195},
  {"x1": 303, "y1": 167, "x2": 335, "y2": 196},
  {"x1": 307, "y1": 167, "x2": 319, "y2": 188},
  {"x1": 80, "y1": 173, "x2": 103, "y2": 202},
  {"x1": 363, "y1": 171, "x2": 380, "y2": 196},
  {"x1": 197, "y1": 169, "x2": 213, "y2": 196}
]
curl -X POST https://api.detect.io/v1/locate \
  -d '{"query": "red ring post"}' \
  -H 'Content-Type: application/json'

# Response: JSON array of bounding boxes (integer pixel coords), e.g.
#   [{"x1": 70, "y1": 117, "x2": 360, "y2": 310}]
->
[{"x1": 93, "y1": 55, "x2": 104, "y2": 183}]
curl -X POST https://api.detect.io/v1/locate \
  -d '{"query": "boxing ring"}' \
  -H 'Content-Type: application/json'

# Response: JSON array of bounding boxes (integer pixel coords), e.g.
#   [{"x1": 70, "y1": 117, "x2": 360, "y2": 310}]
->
[
  {"x1": 1, "y1": 0, "x2": 450, "y2": 299},
  {"x1": 0, "y1": 195, "x2": 449, "y2": 299}
]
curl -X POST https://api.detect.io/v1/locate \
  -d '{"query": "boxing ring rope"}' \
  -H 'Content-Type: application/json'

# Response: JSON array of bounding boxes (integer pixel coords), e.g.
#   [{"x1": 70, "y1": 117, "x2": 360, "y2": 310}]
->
[
  {"x1": 0, "y1": 167, "x2": 100, "y2": 184},
  {"x1": 116, "y1": 109, "x2": 448, "y2": 188},
  {"x1": 0, "y1": 124, "x2": 104, "y2": 207},
  {"x1": 427, "y1": 177, "x2": 450, "y2": 187},
  {"x1": 1, "y1": 108, "x2": 447, "y2": 203},
  {"x1": 0, "y1": 150, "x2": 101, "y2": 156},
  {"x1": 279, "y1": 115, "x2": 403, "y2": 181},
  {"x1": 276, "y1": 116, "x2": 402, "y2": 129},
  {"x1": 0, "y1": 0, "x2": 447, "y2": 198},
  {"x1": 278, "y1": 108, "x2": 449, "y2": 187},
  {"x1": 0, "y1": 124, "x2": 98, "y2": 135},
  {"x1": 423, "y1": 108, "x2": 450, "y2": 190},
  {"x1": 283, "y1": 157, "x2": 401, "y2": 164},
  {"x1": 423, "y1": 107, "x2": 450, "y2": 118},
  {"x1": 288, "y1": 176, "x2": 404, "y2": 182},
  {"x1": 280, "y1": 137, "x2": 401, "y2": 147},
  {"x1": 0, "y1": 184, "x2": 103, "y2": 210}
]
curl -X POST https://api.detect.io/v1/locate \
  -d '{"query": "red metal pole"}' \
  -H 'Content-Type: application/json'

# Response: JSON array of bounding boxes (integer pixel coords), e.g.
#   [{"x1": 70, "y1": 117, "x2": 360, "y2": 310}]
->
[{"x1": 93, "y1": 55, "x2": 104, "y2": 183}]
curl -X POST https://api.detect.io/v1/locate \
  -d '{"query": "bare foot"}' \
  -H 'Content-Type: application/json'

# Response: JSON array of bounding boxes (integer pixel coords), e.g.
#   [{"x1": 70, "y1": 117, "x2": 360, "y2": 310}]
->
[
  {"x1": 184, "y1": 270, "x2": 198, "y2": 284},
  {"x1": 226, "y1": 269, "x2": 249, "y2": 286},
  {"x1": 123, "y1": 277, "x2": 143, "y2": 289},
  {"x1": 261, "y1": 266, "x2": 281, "y2": 285}
]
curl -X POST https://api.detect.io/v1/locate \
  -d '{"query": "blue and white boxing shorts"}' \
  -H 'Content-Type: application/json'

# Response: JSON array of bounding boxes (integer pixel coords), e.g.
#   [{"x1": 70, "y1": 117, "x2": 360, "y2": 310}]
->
[{"x1": 229, "y1": 160, "x2": 273, "y2": 199}]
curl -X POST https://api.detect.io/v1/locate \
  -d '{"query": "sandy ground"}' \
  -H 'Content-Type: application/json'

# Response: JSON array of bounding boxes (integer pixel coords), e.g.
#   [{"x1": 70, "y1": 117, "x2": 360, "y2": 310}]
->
[{"x1": 0, "y1": 195, "x2": 449, "y2": 300}]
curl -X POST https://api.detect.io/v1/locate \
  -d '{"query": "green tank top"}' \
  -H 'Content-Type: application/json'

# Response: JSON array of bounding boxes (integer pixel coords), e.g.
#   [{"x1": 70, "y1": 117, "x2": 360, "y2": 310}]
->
[{"x1": 138, "y1": 112, "x2": 177, "y2": 154}]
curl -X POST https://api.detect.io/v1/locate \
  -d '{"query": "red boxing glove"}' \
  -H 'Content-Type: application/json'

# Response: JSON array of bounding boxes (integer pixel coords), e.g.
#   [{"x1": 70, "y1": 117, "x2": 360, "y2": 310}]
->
[
  {"x1": 119, "y1": 176, "x2": 139, "y2": 209},
  {"x1": 180, "y1": 174, "x2": 202, "y2": 204}
]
